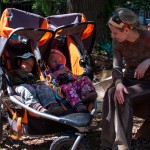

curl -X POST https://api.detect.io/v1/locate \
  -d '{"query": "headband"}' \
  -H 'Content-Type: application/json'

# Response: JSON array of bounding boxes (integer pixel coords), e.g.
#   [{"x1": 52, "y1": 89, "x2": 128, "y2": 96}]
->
[
  {"x1": 109, "y1": 18, "x2": 125, "y2": 28},
  {"x1": 109, "y1": 14, "x2": 129, "y2": 28}
]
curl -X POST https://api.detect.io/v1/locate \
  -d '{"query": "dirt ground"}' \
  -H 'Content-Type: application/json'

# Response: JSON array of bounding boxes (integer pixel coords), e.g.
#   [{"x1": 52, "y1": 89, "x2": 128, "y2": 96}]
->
[
  {"x1": 1, "y1": 113, "x2": 101, "y2": 150},
  {"x1": 0, "y1": 51, "x2": 150, "y2": 150},
  {"x1": 1, "y1": 113, "x2": 150, "y2": 150}
]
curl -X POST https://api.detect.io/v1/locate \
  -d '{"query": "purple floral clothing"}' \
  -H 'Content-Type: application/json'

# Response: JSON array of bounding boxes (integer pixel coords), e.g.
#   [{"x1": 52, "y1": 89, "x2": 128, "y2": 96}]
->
[
  {"x1": 44, "y1": 64, "x2": 96, "y2": 108},
  {"x1": 60, "y1": 76, "x2": 95, "y2": 107}
]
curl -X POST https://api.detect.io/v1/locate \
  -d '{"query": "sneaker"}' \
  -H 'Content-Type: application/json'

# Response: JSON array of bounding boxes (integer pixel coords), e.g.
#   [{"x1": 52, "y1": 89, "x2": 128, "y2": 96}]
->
[
  {"x1": 75, "y1": 102, "x2": 88, "y2": 113},
  {"x1": 29, "y1": 103, "x2": 48, "y2": 113},
  {"x1": 81, "y1": 92, "x2": 98, "y2": 104},
  {"x1": 47, "y1": 103, "x2": 65, "y2": 116}
]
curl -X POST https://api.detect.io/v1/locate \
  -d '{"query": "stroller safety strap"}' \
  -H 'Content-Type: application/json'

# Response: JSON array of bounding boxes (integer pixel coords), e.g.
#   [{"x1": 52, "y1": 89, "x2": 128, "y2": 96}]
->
[
  {"x1": 3, "y1": 101, "x2": 28, "y2": 139},
  {"x1": 10, "y1": 112, "x2": 22, "y2": 139}
]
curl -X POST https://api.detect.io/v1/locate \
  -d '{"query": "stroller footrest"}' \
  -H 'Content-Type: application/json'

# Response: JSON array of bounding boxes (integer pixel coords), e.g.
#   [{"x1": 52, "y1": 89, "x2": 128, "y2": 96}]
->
[{"x1": 59, "y1": 113, "x2": 92, "y2": 127}]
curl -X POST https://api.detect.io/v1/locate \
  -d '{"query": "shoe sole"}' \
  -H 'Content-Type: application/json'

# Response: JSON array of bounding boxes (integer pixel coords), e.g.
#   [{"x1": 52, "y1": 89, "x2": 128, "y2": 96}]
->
[{"x1": 49, "y1": 107, "x2": 65, "y2": 116}]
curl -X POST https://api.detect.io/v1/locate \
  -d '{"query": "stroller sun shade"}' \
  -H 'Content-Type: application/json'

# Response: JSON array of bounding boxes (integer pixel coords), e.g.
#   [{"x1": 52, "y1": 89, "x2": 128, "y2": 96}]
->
[
  {"x1": 0, "y1": 8, "x2": 96, "y2": 78},
  {"x1": 0, "y1": 28, "x2": 55, "y2": 61},
  {"x1": 0, "y1": 8, "x2": 49, "y2": 38},
  {"x1": 46, "y1": 13, "x2": 87, "y2": 30},
  {"x1": 52, "y1": 22, "x2": 96, "y2": 76}
]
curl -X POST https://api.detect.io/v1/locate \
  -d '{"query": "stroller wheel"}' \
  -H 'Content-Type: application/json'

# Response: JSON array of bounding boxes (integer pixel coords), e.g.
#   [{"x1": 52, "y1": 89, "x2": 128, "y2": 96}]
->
[{"x1": 49, "y1": 135, "x2": 91, "y2": 150}]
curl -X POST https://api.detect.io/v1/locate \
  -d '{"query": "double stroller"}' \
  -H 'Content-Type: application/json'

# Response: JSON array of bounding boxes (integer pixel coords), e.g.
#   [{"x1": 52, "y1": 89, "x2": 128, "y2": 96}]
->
[{"x1": 0, "y1": 8, "x2": 97, "y2": 149}]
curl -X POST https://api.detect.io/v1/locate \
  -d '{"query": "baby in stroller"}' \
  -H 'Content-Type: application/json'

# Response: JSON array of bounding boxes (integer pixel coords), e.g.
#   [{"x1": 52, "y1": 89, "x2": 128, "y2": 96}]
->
[
  {"x1": 8, "y1": 52, "x2": 64, "y2": 116},
  {"x1": 44, "y1": 49, "x2": 98, "y2": 113}
]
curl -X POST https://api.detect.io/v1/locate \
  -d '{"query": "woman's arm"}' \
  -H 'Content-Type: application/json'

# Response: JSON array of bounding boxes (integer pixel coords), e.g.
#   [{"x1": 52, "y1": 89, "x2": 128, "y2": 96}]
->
[
  {"x1": 134, "y1": 58, "x2": 150, "y2": 79},
  {"x1": 112, "y1": 40, "x2": 129, "y2": 104},
  {"x1": 134, "y1": 33, "x2": 150, "y2": 79},
  {"x1": 112, "y1": 40, "x2": 124, "y2": 86}
]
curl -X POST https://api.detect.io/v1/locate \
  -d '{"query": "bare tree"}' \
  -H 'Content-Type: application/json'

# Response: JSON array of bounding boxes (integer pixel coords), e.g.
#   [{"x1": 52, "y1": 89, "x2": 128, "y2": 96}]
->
[{"x1": 67, "y1": 0, "x2": 112, "y2": 42}]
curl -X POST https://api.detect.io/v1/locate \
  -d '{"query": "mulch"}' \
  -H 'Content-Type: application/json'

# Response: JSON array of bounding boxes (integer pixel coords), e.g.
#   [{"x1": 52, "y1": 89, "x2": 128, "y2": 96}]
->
[
  {"x1": 1, "y1": 112, "x2": 150, "y2": 150},
  {"x1": 0, "y1": 50, "x2": 150, "y2": 149}
]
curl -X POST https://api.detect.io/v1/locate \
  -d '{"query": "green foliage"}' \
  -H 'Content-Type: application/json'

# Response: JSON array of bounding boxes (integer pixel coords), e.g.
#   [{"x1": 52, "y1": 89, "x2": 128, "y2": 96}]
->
[
  {"x1": 2, "y1": 0, "x2": 9, "y2": 3},
  {"x1": 94, "y1": 41, "x2": 113, "y2": 61},
  {"x1": 32, "y1": 0, "x2": 66, "y2": 16},
  {"x1": 112, "y1": 0, "x2": 150, "y2": 10},
  {"x1": 32, "y1": 1, "x2": 42, "y2": 11},
  {"x1": 125, "y1": 0, "x2": 150, "y2": 10}
]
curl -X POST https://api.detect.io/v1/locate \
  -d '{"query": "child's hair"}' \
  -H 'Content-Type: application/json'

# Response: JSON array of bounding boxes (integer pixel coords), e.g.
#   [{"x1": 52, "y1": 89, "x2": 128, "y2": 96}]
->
[
  {"x1": 49, "y1": 49, "x2": 66, "y2": 65},
  {"x1": 109, "y1": 8, "x2": 144, "y2": 30}
]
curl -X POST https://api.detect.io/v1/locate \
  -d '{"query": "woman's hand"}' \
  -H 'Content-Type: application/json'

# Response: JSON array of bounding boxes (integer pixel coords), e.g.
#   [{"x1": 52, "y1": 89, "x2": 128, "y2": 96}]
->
[
  {"x1": 114, "y1": 83, "x2": 129, "y2": 104},
  {"x1": 134, "y1": 58, "x2": 150, "y2": 79}
]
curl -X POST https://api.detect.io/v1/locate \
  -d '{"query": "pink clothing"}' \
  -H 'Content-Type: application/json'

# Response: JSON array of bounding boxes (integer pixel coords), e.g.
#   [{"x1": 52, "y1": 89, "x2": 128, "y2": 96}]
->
[
  {"x1": 44, "y1": 63, "x2": 95, "y2": 109},
  {"x1": 60, "y1": 76, "x2": 95, "y2": 107}
]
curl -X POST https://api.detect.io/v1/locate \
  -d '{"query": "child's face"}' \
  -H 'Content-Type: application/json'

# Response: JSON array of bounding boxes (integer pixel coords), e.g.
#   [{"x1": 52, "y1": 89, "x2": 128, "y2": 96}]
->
[
  {"x1": 48, "y1": 53, "x2": 61, "y2": 69},
  {"x1": 20, "y1": 57, "x2": 35, "y2": 73}
]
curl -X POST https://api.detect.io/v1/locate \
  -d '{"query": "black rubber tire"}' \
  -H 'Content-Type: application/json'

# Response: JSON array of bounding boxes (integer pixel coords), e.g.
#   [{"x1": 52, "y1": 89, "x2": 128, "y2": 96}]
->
[{"x1": 49, "y1": 135, "x2": 91, "y2": 150}]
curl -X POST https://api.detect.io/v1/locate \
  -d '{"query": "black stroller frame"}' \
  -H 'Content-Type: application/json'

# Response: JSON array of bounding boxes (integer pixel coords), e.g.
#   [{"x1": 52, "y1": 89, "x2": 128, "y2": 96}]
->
[{"x1": 0, "y1": 8, "x2": 97, "y2": 150}]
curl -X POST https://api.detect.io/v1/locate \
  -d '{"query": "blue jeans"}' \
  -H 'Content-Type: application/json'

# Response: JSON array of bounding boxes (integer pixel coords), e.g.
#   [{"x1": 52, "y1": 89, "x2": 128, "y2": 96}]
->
[{"x1": 14, "y1": 83, "x2": 57, "y2": 108}]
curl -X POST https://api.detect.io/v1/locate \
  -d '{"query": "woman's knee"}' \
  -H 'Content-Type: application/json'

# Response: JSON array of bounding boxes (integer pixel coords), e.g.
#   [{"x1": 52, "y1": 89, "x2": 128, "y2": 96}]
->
[
  {"x1": 103, "y1": 86, "x2": 116, "y2": 105},
  {"x1": 107, "y1": 86, "x2": 116, "y2": 97}
]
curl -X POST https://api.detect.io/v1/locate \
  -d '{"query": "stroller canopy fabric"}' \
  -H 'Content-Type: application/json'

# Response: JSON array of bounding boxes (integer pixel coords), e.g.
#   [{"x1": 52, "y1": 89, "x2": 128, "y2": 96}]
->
[{"x1": 0, "y1": 8, "x2": 96, "y2": 76}]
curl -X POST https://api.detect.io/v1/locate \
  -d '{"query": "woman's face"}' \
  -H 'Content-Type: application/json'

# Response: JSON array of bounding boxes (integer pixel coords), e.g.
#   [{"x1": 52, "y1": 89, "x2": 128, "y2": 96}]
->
[
  {"x1": 109, "y1": 25, "x2": 128, "y2": 42},
  {"x1": 48, "y1": 53, "x2": 61, "y2": 69},
  {"x1": 20, "y1": 57, "x2": 35, "y2": 73}
]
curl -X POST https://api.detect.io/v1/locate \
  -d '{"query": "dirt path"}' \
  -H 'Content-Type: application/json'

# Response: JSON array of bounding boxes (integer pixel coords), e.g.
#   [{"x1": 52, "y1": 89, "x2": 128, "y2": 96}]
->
[
  {"x1": 0, "y1": 113, "x2": 101, "y2": 150},
  {"x1": 1, "y1": 112, "x2": 150, "y2": 150}
]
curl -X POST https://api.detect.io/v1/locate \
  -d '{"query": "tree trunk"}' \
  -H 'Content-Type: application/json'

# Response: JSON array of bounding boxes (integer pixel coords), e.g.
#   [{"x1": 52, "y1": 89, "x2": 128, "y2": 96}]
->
[{"x1": 67, "y1": 0, "x2": 112, "y2": 42}]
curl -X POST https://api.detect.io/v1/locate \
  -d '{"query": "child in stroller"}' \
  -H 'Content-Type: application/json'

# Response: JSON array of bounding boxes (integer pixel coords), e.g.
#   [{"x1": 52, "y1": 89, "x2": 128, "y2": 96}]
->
[
  {"x1": 8, "y1": 52, "x2": 64, "y2": 116},
  {"x1": 0, "y1": 7, "x2": 98, "y2": 149},
  {"x1": 44, "y1": 49, "x2": 97, "y2": 113}
]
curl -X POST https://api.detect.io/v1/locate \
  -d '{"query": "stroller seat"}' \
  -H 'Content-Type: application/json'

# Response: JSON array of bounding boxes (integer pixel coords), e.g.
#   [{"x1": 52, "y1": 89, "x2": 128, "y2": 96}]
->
[{"x1": 59, "y1": 113, "x2": 92, "y2": 127}]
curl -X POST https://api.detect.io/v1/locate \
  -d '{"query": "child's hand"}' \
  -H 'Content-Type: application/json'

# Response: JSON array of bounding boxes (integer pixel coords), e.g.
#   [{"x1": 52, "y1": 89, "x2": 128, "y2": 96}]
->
[{"x1": 57, "y1": 67, "x2": 71, "y2": 74}]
